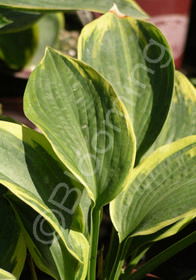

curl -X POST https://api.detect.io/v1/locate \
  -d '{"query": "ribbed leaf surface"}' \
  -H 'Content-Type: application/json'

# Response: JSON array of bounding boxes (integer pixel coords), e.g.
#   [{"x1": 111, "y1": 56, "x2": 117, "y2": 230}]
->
[
  {"x1": 110, "y1": 136, "x2": 196, "y2": 242},
  {"x1": 78, "y1": 12, "x2": 175, "y2": 161},
  {"x1": 24, "y1": 48, "x2": 136, "y2": 208},
  {"x1": 0, "y1": 122, "x2": 88, "y2": 280}
]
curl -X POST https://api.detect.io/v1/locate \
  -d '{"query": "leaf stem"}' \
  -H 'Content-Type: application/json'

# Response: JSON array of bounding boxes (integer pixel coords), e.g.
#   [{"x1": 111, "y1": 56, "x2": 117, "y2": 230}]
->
[
  {"x1": 104, "y1": 227, "x2": 119, "y2": 278},
  {"x1": 88, "y1": 206, "x2": 101, "y2": 280},
  {"x1": 108, "y1": 240, "x2": 128, "y2": 280}
]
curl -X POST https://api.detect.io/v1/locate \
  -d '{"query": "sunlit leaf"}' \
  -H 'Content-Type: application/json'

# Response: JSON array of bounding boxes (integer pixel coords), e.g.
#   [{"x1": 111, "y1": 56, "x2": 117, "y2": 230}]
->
[
  {"x1": 24, "y1": 48, "x2": 136, "y2": 208},
  {"x1": 78, "y1": 12, "x2": 174, "y2": 162},
  {"x1": 0, "y1": 1, "x2": 147, "y2": 18},
  {"x1": 110, "y1": 136, "x2": 196, "y2": 242},
  {"x1": 0, "y1": 268, "x2": 16, "y2": 280},
  {"x1": 0, "y1": 121, "x2": 88, "y2": 280}
]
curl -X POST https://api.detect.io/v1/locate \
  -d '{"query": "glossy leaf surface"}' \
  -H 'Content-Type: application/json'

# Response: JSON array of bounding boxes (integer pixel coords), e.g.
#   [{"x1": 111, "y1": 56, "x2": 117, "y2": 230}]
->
[
  {"x1": 24, "y1": 48, "x2": 136, "y2": 208},
  {"x1": 110, "y1": 136, "x2": 196, "y2": 242},
  {"x1": 0, "y1": 1, "x2": 147, "y2": 18},
  {"x1": 78, "y1": 12, "x2": 175, "y2": 161},
  {"x1": 0, "y1": 121, "x2": 88, "y2": 280}
]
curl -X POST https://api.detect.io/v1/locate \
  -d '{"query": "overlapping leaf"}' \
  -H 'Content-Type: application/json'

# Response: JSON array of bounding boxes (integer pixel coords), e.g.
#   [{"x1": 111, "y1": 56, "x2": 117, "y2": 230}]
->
[
  {"x1": 0, "y1": 8, "x2": 42, "y2": 33},
  {"x1": 110, "y1": 136, "x2": 196, "y2": 242},
  {"x1": 27, "y1": 13, "x2": 65, "y2": 70},
  {"x1": 0, "y1": 187, "x2": 26, "y2": 279},
  {"x1": 78, "y1": 12, "x2": 175, "y2": 161},
  {"x1": 0, "y1": 1, "x2": 147, "y2": 18},
  {"x1": 0, "y1": 121, "x2": 88, "y2": 280},
  {"x1": 24, "y1": 48, "x2": 136, "y2": 208},
  {"x1": 0, "y1": 24, "x2": 38, "y2": 70},
  {"x1": 146, "y1": 71, "x2": 196, "y2": 156}
]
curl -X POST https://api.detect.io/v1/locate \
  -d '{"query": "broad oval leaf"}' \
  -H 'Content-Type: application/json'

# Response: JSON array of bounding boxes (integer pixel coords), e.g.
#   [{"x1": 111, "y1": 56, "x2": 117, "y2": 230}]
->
[
  {"x1": 0, "y1": 121, "x2": 88, "y2": 280},
  {"x1": 0, "y1": 188, "x2": 26, "y2": 279},
  {"x1": 110, "y1": 136, "x2": 196, "y2": 242},
  {"x1": 145, "y1": 71, "x2": 196, "y2": 156},
  {"x1": 0, "y1": 8, "x2": 42, "y2": 33},
  {"x1": 24, "y1": 48, "x2": 136, "y2": 208},
  {"x1": 0, "y1": 269, "x2": 16, "y2": 280},
  {"x1": 78, "y1": 12, "x2": 175, "y2": 162},
  {"x1": 0, "y1": 1, "x2": 147, "y2": 18}
]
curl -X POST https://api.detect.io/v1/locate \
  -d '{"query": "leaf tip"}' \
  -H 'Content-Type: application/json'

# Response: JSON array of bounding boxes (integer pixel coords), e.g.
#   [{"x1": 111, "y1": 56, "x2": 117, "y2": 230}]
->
[{"x1": 109, "y1": 4, "x2": 127, "y2": 19}]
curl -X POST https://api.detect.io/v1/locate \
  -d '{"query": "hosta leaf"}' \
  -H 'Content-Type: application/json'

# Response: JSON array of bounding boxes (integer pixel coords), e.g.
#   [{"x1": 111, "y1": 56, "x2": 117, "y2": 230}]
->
[
  {"x1": 7, "y1": 198, "x2": 87, "y2": 280},
  {"x1": 0, "y1": 187, "x2": 26, "y2": 279},
  {"x1": 78, "y1": 12, "x2": 175, "y2": 162},
  {"x1": 0, "y1": 24, "x2": 38, "y2": 70},
  {"x1": 110, "y1": 136, "x2": 196, "y2": 242},
  {"x1": 24, "y1": 48, "x2": 136, "y2": 208},
  {"x1": 0, "y1": 8, "x2": 42, "y2": 33},
  {"x1": 8, "y1": 197, "x2": 70, "y2": 280},
  {"x1": 27, "y1": 13, "x2": 65, "y2": 70},
  {"x1": 0, "y1": 121, "x2": 88, "y2": 280},
  {"x1": 0, "y1": 1, "x2": 147, "y2": 18},
  {"x1": 146, "y1": 71, "x2": 196, "y2": 156},
  {"x1": 0, "y1": 269, "x2": 16, "y2": 280},
  {"x1": 125, "y1": 216, "x2": 194, "y2": 265}
]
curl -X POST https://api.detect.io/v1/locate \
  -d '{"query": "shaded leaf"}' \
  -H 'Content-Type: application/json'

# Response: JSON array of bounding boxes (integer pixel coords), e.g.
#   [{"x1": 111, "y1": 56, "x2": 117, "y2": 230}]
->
[
  {"x1": 0, "y1": 24, "x2": 38, "y2": 70},
  {"x1": 0, "y1": 1, "x2": 147, "y2": 18},
  {"x1": 146, "y1": 71, "x2": 196, "y2": 156},
  {"x1": 124, "y1": 216, "x2": 194, "y2": 266},
  {"x1": 110, "y1": 136, "x2": 196, "y2": 242},
  {"x1": 0, "y1": 115, "x2": 19, "y2": 123},
  {"x1": 27, "y1": 12, "x2": 65, "y2": 70},
  {"x1": 78, "y1": 12, "x2": 175, "y2": 162},
  {"x1": 7, "y1": 197, "x2": 86, "y2": 280},
  {"x1": 0, "y1": 14, "x2": 12, "y2": 29},
  {"x1": 24, "y1": 47, "x2": 136, "y2": 208},
  {"x1": 0, "y1": 187, "x2": 26, "y2": 279},
  {"x1": 0, "y1": 8, "x2": 42, "y2": 33},
  {"x1": 127, "y1": 231, "x2": 196, "y2": 280},
  {"x1": 0, "y1": 121, "x2": 88, "y2": 280}
]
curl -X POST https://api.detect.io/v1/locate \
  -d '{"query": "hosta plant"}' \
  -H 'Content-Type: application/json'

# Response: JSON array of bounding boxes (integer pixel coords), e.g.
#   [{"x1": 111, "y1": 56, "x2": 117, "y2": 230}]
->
[
  {"x1": 0, "y1": 0, "x2": 147, "y2": 71},
  {"x1": 1, "y1": 6, "x2": 196, "y2": 280}
]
